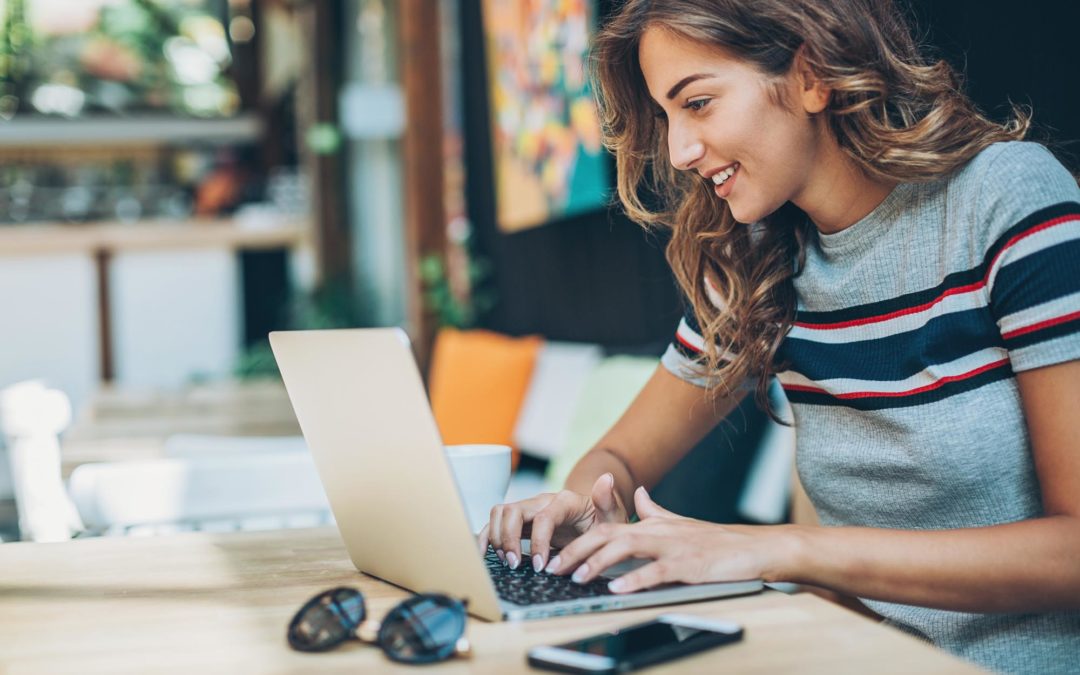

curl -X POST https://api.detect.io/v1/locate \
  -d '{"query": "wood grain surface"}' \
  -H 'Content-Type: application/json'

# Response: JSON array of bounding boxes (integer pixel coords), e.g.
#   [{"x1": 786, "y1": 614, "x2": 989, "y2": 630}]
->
[{"x1": 0, "y1": 527, "x2": 981, "y2": 674}]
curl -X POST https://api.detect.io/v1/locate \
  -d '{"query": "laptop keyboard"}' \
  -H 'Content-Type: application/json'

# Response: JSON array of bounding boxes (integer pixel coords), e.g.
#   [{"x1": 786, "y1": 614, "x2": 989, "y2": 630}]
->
[{"x1": 484, "y1": 547, "x2": 613, "y2": 606}]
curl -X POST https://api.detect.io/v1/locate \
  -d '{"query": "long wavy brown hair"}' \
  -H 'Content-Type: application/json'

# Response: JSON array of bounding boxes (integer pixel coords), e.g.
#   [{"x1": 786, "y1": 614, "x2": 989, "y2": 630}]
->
[{"x1": 592, "y1": 0, "x2": 1029, "y2": 416}]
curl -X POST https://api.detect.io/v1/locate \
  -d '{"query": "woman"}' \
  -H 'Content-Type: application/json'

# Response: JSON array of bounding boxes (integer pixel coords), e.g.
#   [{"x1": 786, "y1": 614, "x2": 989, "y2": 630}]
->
[{"x1": 479, "y1": 1, "x2": 1080, "y2": 671}]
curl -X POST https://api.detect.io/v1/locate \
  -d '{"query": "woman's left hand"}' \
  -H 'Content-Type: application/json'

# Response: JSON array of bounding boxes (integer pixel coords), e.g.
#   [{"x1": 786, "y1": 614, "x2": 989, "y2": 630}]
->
[{"x1": 546, "y1": 486, "x2": 799, "y2": 593}]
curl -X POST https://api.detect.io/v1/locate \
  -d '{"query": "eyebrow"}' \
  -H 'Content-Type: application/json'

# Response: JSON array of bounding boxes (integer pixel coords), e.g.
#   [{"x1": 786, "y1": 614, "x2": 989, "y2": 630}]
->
[{"x1": 665, "y1": 73, "x2": 719, "y2": 99}]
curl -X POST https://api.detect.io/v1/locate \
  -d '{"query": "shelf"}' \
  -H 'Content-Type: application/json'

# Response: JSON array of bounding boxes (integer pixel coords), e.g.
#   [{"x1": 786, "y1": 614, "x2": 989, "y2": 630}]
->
[
  {"x1": 0, "y1": 216, "x2": 309, "y2": 257},
  {"x1": 0, "y1": 114, "x2": 262, "y2": 149}
]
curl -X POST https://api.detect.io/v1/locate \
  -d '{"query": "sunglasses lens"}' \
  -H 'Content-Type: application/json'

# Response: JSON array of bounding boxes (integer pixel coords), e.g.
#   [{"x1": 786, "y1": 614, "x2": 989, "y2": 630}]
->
[
  {"x1": 377, "y1": 594, "x2": 467, "y2": 664},
  {"x1": 287, "y1": 588, "x2": 366, "y2": 652}
]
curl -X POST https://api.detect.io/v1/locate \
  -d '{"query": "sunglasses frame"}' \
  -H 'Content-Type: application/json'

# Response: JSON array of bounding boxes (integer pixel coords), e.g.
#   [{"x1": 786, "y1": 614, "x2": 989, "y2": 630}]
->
[{"x1": 287, "y1": 587, "x2": 469, "y2": 664}]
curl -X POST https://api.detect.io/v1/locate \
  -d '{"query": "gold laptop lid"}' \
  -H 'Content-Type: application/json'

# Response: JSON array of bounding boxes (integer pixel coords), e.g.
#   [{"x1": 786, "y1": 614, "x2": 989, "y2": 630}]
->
[{"x1": 269, "y1": 328, "x2": 502, "y2": 621}]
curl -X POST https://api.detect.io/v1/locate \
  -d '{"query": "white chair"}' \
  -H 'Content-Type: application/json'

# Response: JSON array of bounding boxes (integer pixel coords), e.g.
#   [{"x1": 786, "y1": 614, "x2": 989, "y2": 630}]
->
[
  {"x1": 1, "y1": 381, "x2": 85, "y2": 542},
  {"x1": 68, "y1": 449, "x2": 331, "y2": 537}
]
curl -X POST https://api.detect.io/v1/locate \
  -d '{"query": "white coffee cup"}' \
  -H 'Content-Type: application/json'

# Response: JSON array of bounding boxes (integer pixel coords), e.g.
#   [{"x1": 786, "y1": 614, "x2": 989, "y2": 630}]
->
[{"x1": 445, "y1": 444, "x2": 512, "y2": 533}]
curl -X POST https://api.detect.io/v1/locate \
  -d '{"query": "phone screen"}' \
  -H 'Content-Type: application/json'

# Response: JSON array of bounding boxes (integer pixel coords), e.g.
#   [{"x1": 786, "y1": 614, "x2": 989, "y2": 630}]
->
[{"x1": 558, "y1": 617, "x2": 739, "y2": 661}]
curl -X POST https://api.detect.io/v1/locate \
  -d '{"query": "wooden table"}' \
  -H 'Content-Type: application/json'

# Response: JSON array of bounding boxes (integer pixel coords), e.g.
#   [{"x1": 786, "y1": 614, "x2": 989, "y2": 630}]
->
[
  {"x1": 0, "y1": 527, "x2": 980, "y2": 674},
  {"x1": 60, "y1": 379, "x2": 301, "y2": 478}
]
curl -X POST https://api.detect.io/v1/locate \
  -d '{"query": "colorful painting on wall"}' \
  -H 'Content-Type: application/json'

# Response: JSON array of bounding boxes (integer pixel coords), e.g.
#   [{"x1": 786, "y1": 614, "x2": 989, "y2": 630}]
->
[{"x1": 481, "y1": 0, "x2": 609, "y2": 233}]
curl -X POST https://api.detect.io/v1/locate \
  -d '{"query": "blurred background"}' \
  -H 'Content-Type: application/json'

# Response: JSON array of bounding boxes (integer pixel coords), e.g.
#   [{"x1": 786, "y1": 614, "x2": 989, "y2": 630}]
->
[{"x1": 0, "y1": 0, "x2": 1076, "y2": 543}]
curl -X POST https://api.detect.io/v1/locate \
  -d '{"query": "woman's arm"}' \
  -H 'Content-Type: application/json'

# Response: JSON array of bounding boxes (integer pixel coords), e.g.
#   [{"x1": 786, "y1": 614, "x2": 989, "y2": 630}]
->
[
  {"x1": 485, "y1": 364, "x2": 746, "y2": 572},
  {"x1": 555, "y1": 359, "x2": 1080, "y2": 613},
  {"x1": 787, "y1": 358, "x2": 1080, "y2": 612},
  {"x1": 565, "y1": 364, "x2": 747, "y2": 517}
]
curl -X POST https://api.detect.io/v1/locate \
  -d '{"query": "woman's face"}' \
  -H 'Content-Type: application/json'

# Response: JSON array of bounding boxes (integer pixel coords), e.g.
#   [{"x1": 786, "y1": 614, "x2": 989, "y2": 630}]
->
[{"x1": 638, "y1": 26, "x2": 826, "y2": 224}]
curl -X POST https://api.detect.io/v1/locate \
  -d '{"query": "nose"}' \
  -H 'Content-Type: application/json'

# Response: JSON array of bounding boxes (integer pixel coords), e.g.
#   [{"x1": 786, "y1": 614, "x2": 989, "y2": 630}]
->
[{"x1": 667, "y1": 121, "x2": 705, "y2": 171}]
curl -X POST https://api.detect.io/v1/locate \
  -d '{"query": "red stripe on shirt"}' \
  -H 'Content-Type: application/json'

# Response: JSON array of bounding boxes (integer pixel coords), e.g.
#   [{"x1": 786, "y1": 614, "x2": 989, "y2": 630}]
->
[
  {"x1": 675, "y1": 331, "x2": 702, "y2": 353},
  {"x1": 1001, "y1": 309, "x2": 1080, "y2": 340},
  {"x1": 781, "y1": 358, "x2": 1011, "y2": 400},
  {"x1": 794, "y1": 214, "x2": 1080, "y2": 331},
  {"x1": 793, "y1": 282, "x2": 983, "y2": 331}
]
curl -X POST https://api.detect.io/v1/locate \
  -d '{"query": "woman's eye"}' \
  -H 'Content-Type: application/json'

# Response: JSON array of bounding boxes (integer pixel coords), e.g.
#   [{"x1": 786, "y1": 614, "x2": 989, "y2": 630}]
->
[{"x1": 684, "y1": 98, "x2": 711, "y2": 112}]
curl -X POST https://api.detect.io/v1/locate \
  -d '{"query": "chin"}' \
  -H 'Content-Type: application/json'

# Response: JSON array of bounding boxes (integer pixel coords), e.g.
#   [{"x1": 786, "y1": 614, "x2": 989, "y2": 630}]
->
[
  {"x1": 727, "y1": 201, "x2": 762, "y2": 225},
  {"x1": 727, "y1": 194, "x2": 787, "y2": 226}
]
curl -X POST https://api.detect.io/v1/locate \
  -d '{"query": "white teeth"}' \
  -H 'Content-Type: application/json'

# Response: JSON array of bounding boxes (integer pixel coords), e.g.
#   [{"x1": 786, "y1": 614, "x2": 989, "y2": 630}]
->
[{"x1": 711, "y1": 165, "x2": 737, "y2": 186}]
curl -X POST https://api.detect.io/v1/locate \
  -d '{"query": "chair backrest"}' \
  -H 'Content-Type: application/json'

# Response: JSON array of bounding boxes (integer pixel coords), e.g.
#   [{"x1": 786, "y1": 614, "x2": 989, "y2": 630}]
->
[
  {"x1": 512, "y1": 341, "x2": 604, "y2": 460},
  {"x1": 68, "y1": 451, "x2": 331, "y2": 536},
  {"x1": 545, "y1": 355, "x2": 659, "y2": 489},
  {"x1": 427, "y1": 329, "x2": 543, "y2": 468}
]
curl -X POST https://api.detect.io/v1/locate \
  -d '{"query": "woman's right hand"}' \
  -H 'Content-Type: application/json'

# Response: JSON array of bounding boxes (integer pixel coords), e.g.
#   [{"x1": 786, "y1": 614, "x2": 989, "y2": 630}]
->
[{"x1": 477, "y1": 472, "x2": 629, "y2": 573}]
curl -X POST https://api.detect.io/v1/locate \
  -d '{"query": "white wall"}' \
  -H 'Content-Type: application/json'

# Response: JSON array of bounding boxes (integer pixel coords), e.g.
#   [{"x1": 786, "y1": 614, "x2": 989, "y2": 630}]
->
[
  {"x1": 110, "y1": 248, "x2": 241, "y2": 388},
  {"x1": 0, "y1": 254, "x2": 100, "y2": 413}
]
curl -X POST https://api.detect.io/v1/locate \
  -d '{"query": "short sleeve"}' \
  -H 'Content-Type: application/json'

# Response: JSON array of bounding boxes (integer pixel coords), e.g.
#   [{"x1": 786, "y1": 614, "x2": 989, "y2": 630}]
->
[
  {"x1": 660, "y1": 303, "x2": 711, "y2": 387},
  {"x1": 660, "y1": 301, "x2": 755, "y2": 391},
  {"x1": 977, "y1": 143, "x2": 1080, "y2": 372}
]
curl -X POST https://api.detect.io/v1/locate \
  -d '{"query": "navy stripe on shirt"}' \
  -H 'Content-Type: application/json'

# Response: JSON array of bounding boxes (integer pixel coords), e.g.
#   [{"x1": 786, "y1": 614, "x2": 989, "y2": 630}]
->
[
  {"x1": 777, "y1": 307, "x2": 1004, "y2": 382},
  {"x1": 793, "y1": 201, "x2": 1080, "y2": 328},
  {"x1": 989, "y1": 239, "x2": 1080, "y2": 319},
  {"x1": 782, "y1": 358, "x2": 1015, "y2": 411}
]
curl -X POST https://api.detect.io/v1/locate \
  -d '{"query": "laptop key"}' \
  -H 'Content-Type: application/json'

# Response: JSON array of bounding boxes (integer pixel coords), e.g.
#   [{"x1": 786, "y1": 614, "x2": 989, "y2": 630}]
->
[{"x1": 485, "y1": 546, "x2": 612, "y2": 605}]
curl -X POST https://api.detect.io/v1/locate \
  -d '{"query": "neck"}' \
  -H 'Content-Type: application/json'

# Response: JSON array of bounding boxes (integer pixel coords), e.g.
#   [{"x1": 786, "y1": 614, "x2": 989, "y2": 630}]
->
[{"x1": 795, "y1": 136, "x2": 897, "y2": 235}]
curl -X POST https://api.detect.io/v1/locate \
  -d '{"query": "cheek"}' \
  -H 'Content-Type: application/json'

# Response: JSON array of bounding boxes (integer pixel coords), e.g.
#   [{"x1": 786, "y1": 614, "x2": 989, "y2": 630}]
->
[{"x1": 736, "y1": 114, "x2": 816, "y2": 209}]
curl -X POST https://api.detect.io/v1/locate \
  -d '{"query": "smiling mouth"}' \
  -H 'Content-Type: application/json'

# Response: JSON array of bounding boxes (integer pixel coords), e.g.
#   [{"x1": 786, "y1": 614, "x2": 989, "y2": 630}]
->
[{"x1": 711, "y1": 163, "x2": 739, "y2": 186}]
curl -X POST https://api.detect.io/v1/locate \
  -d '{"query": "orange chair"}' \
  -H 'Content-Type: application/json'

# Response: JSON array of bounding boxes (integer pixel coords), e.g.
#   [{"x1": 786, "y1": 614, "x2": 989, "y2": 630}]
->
[{"x1": 427, "y1": 329, "x2": 543, "y2": 469}]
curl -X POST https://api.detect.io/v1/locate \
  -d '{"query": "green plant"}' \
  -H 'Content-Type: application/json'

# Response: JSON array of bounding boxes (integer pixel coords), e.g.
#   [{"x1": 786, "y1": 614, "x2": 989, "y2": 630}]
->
[
  {"x1": 235, "y1": 279, "x2": 365, "y2": 379},
  {"x1": 419, "y1": 252, "x2": 496, "y2": 329}
]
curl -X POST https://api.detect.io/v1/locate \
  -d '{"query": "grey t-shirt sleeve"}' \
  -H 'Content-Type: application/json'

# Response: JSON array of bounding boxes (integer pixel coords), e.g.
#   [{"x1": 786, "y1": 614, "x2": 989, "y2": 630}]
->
[
  {"x1": 660, "y1": 304, "x2": 755, "y2": 391},
  {"x1": 660, "y1": 299, "x2": 711, "y2": 387},
  {"x1": 975, "y1": 142, "x2": 1080, "y2": 372}
]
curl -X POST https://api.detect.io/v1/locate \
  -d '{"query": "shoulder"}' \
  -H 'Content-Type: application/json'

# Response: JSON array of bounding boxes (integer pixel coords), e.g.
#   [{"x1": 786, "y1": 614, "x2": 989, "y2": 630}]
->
[
  {"x1": 955, "y1": 141, "x2": 1078, "y2": 204},
  {"x1": 955, "y1": 140, "x2": 1073, "y2": 181},
  {"x1": 951, "y1": 141, "x2": 1080, "y2": 248}
]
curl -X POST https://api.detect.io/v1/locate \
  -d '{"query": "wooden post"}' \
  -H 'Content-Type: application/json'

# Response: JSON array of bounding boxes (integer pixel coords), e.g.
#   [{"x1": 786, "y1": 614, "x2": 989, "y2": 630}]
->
[
  {"x1": 95, "y1": 249, "x2": 113, "y2": 382},
  {"x1": 294, "y1": 0, "x2": 351, "y2": 285},
  {"x1": 399, "y1": 0, "x2": 448, "y2": 375}
]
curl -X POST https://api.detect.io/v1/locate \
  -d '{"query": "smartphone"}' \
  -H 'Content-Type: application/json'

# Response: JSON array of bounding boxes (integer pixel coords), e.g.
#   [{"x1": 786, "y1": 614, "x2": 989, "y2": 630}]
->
[{"x1": 526, "y1": 614, "x2": 744, "y2": 673}]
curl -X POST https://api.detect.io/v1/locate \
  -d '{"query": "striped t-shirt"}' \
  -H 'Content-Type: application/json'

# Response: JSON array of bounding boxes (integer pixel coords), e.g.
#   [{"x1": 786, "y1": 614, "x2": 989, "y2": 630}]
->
[{"x1": 661, "y1": 142, "x2": 1080, "y2": 674}]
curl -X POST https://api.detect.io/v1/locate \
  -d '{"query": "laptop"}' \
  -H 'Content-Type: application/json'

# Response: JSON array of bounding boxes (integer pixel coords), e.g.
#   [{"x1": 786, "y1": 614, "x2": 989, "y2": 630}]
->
[{"x1": 269, "y1": 328, "x2": 763, "y2": 621}]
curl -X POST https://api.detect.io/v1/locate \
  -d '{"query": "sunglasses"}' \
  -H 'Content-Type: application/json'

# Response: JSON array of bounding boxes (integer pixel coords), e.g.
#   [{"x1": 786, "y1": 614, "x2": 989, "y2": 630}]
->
[{"x1": 287, "y1": 587, "x2": 471, "y2": 664}]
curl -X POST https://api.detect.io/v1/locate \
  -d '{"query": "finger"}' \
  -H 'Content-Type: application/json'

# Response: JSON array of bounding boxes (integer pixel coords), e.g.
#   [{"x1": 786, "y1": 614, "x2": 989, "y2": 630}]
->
[
  {"x1": 570, "y1": 537, "x2": 639, "y2": 585},
  {"x1": 530, "y1": 491, "x2": 585, "y2": 572},
  {"x1": 590, "y1": 473, "x2": 619, "y2": 520},
  {"x1": 528, "y1": 510, "x2": 557, "y2": 573},
  {"x1": 607, "y1": 560, "x2": 669, "y2": 594},
  {"x1": 476, "y1": 523, "x2": 490, "y2": 555},
  {"x1": 547, "y1": 522, "x2": 622, "y2": 575},
  {"x1": 634, "y1": 485, "x2": 678, "y2": 520},
  {"x1": 499, "y1": 506, "x2": 526, "y2": 569},
  {"x1": 487, "y1": 505, "x2": 505, "y2": 562}
]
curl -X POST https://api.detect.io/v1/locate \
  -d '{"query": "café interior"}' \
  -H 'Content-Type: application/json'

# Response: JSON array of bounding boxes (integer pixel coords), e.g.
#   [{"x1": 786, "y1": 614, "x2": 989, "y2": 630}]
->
[{"x1": 0, "y1": 0, "x2": 1075, "y2": 672}]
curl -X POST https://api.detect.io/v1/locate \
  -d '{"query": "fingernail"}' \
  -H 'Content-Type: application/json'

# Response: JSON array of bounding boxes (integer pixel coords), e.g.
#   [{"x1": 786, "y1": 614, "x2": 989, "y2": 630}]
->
[
  {"x1": 608, "y1": 578, "x2": 626, "y2": 593},
  {"x1": 545, "y1": 555, "x2": 561, "y2": 574},
  {"x1": 507, "y1": 551, "x2": 519, "y2": 570},
  {"x1": 571, "y1": 564, "x2": 590, "y2": 584},
  {"x1": 496, "y1": 549, "x2": 505, "y2": 563},
  {"x1": 533, "y1": 554, "x2": 544, "y2": 573}
]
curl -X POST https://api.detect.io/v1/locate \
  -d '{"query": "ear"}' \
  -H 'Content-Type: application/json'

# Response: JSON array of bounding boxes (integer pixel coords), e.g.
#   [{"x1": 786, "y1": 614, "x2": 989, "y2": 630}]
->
[{"x1": 793, "y1": 47, "x2": 830, "y2": 115}]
